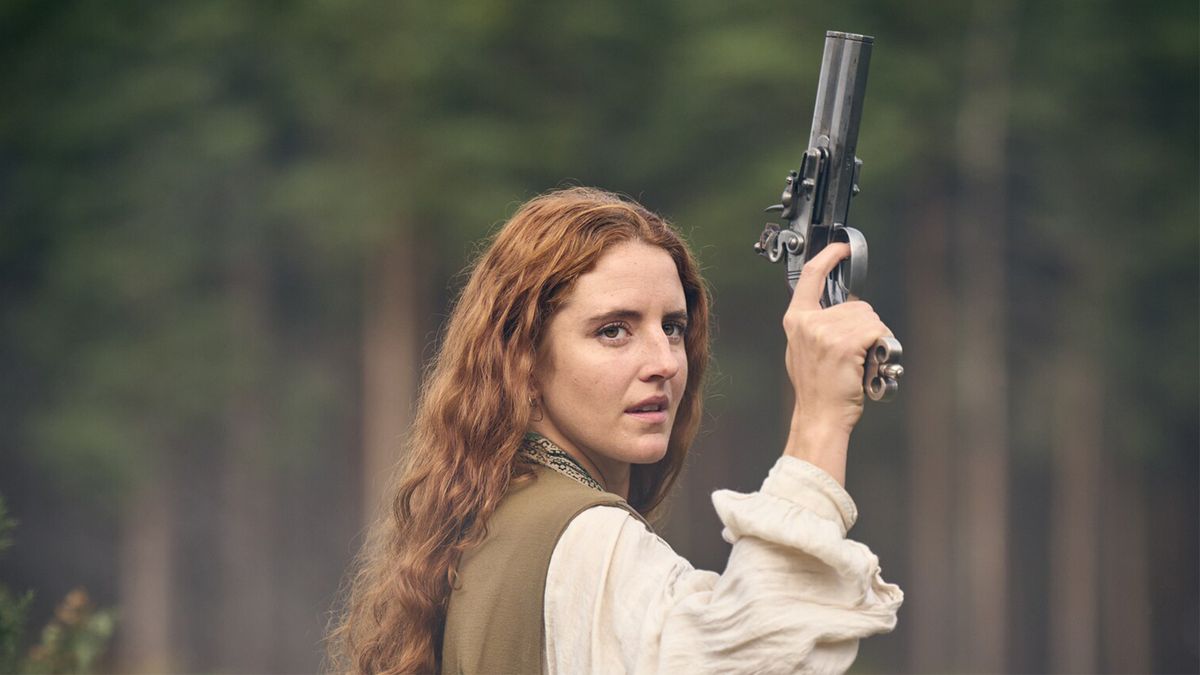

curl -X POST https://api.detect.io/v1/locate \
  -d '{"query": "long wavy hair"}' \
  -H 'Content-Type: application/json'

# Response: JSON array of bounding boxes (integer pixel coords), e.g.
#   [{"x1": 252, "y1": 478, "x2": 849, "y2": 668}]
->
[{"x1": 327, "y1": 187, "x2": 711, "y2": 674}]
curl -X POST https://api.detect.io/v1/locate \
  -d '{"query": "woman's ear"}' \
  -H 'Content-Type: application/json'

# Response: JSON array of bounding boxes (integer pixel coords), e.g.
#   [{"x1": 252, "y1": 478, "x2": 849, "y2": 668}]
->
[
  {"x1": 527, "y1": 373, "x2": 544, "y2": 422},
  {"x1": 528, "y1": 346, "x2": 542, "y2": 396}
]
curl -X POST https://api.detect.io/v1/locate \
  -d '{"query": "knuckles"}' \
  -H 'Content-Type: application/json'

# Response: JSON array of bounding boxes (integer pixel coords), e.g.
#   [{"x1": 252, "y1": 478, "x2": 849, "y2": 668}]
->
[
  {"x1": 784, "y1": 304, "x2": 891, "y2": 357},
  {"x1": 781, "y1": 309, "x2": 809, "y2": 334}
]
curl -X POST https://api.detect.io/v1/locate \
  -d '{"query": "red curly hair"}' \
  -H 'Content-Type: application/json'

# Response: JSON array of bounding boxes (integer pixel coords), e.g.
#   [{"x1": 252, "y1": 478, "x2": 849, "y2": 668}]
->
[{"x1": 327, "y1": 187, "x2": 711, "y2": 674}]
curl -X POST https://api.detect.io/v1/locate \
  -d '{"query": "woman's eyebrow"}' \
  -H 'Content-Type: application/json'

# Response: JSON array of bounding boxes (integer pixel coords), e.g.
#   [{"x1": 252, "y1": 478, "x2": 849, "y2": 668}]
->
[{"x1": 586, "y1": 308, "x2": 689, "y2": 324}]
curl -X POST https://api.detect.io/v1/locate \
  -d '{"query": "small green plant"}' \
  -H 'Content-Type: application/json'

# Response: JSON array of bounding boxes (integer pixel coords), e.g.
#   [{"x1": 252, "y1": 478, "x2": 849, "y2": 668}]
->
[
  {"x1": 0, "y1": 495, "x2": 115, "y2": 675},
  {"x1": 0, "y1": 495, "x2": 33, "y2": 673},
  {"x1": 22, "y1": 589, "x2": 116, "y2": 675}
]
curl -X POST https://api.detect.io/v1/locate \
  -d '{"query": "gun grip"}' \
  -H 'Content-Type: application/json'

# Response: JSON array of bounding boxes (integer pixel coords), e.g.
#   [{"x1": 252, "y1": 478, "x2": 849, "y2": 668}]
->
[{"x1": 865, "y1": 336, "x2": 904, "y2": 402}]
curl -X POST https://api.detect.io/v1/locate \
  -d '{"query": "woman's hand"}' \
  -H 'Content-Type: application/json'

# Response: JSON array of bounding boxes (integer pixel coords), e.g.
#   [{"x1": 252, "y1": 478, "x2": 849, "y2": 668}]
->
[{"x1": 781, "y1": 243, "x2": 893, "y2": 486}]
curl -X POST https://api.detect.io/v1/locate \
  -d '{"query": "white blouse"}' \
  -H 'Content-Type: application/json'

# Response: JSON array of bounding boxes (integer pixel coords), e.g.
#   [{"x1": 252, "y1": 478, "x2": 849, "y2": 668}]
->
[{"x1": 543, "y1": 455, "x2": 904, "y2": 674}]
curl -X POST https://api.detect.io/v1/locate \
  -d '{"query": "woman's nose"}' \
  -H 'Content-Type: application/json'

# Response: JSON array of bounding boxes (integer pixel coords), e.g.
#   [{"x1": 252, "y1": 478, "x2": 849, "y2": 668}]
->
[{"x1": 640, "y1": 332, "x2": 680, "y2": 381}]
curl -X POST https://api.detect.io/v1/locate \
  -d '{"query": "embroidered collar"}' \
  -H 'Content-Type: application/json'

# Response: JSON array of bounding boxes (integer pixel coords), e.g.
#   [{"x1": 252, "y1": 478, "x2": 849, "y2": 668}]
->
[{"x1": 519, "y1": 432, "x2": 604, "y2": 492}]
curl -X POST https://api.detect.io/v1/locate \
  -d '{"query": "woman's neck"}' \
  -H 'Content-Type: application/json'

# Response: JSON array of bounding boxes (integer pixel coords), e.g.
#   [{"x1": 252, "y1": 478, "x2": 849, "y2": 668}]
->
[{"x1": 525, "y1": 428, "x2": 630, "y2": 499}]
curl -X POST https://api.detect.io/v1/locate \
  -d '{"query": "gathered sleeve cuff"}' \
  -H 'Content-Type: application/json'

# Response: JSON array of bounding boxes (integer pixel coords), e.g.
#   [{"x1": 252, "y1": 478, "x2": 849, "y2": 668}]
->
[{"x1": 544, "y1": 455, "x2": 904, "y2": 675}]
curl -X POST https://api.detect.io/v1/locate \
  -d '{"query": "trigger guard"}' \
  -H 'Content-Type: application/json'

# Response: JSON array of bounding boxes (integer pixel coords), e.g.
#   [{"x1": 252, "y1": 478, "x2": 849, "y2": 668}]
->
[{"x1": 825, "y1": 226, "x2": 869, "y2": 305}]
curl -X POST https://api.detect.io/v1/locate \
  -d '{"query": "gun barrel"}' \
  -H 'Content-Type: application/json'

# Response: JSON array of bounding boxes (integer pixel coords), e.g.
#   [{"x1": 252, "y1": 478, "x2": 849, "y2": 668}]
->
[{"x1": 808, "y1": 31, "x2": 873, "y2": 229}]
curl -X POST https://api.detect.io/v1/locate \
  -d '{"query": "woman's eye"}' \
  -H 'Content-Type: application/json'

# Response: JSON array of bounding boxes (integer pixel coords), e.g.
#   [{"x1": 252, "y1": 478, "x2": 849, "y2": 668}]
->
[
  {"x1": 664, "y1": 321, "x2": 687, "y2": 338},
  {"x1": 599, "y1": 324, "x2": 627, "y2": 339}
]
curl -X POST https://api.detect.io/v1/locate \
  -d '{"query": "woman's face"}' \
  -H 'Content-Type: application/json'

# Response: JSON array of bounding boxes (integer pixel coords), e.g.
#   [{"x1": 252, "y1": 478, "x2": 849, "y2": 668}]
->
[{"x1": 530, "y1": 240, "x2": 689, "y2": 495}]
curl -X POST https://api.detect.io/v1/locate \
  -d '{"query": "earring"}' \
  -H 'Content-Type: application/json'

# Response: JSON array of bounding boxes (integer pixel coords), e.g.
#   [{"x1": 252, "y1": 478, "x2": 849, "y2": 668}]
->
[{"x1": 529, "y1": 395, "x2": 544, "y2": 422}]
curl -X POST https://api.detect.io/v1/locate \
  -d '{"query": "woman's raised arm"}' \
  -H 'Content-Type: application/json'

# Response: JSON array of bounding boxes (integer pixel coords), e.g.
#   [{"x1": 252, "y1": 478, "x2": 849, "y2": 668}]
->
[{"x1": 780, "y1": 242, "x2": 894, "y2": 486}]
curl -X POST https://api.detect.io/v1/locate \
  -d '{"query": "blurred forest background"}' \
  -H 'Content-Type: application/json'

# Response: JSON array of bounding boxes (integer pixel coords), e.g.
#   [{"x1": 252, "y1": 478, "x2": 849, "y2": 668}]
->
[{"x1": 0, "y1": 0, "x2": 1196, "y2": 673}]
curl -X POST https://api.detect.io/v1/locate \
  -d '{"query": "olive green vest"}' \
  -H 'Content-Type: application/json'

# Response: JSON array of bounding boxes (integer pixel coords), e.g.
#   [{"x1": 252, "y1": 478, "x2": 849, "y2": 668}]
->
[{"x1": 441, "y1": 465, "x2": 649, "y2": 674}]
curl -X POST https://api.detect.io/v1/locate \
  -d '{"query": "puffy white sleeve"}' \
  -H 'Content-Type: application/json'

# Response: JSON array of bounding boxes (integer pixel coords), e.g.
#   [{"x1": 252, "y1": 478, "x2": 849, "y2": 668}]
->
[{"x1": 543, "y1": 455, "x2": 903, "y2": 675}]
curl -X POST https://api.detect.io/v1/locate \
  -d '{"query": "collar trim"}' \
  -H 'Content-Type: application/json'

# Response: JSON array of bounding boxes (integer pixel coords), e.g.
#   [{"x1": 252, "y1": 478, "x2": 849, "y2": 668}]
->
[{"x1": 519, "y1": 432, "x2": 604, "y2": 492}]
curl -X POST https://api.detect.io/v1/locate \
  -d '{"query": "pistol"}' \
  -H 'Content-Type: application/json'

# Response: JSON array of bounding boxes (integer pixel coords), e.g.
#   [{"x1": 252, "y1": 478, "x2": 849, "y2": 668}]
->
[{"x1": 754, "y1": 30, "x2": 904, "y2": 402}]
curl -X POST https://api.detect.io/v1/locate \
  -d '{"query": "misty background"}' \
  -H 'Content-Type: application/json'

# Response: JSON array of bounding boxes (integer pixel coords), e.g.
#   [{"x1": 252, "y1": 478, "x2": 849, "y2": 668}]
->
[{"x1": 0, "y1": 1, "x2": 1196, "y2": 673}]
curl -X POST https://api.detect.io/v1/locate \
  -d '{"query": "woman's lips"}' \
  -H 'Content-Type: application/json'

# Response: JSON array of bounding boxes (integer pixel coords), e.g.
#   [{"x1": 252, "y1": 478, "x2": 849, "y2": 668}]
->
[{"x1": 626, "y1": 410, "x2": 668, "y2": 424}]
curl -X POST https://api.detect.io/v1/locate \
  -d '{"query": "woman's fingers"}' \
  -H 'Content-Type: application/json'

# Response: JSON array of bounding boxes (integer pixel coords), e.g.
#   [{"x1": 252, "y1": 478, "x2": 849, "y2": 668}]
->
[
  {"x1": 790, "y1": 301, "x2": 891, "y2": 349},
  {"x1": 794, "y1": 312, "x2": 890, "y2": 368},
  {"x1": 788, "y1": 243, "x2": 852, "y2": 312},
  {"x1": 821, "y1": 301, "x2": 894, "y2": 340}
]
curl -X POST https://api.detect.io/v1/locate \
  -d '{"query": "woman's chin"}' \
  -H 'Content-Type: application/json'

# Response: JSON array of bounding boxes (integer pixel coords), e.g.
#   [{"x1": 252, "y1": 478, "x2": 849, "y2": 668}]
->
[{"x1": 624, "y1": 431, "x2": 671, "y2": 465}]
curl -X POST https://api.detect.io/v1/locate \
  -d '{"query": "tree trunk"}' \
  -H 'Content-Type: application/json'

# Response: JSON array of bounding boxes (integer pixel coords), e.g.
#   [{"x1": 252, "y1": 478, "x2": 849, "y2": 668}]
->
[
  {"x1": 906, "y1": 188, "x2": 954, "y2": 672},
  {"x1": 1100, "y1": 460, "x2": 1152, "y2": 673},
  {"x1": 953, "y1": 1, "x2": 1014, "y2": 670},
  {"x1": 117, "y1": 477, "x2": 173, "y2": 673},
  {"x1": 362, "y1": 229, "x2": 422, "y2": 528},
  {"x1": 1048, "y1": 323, "x2": 1102, "y2": 672},
  {"x1": 215, "y1": 245, "x2": 276, "y2": 672}
]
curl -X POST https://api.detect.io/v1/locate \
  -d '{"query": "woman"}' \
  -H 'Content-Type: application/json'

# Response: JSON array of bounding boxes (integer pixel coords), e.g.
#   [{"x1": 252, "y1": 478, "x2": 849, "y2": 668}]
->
[{"x1": 328, "y1": 187, "x2": 902, "y2": 674}]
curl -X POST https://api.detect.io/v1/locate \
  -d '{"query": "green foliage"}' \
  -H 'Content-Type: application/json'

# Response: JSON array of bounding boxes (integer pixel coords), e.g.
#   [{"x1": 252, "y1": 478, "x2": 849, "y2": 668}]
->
[
  {"x1": 5, "y1": 0, "x2": 1187, "y2": 506},
  {"x1": 0, "y1": 497, "x2": 13, "y2": 556},
  {"x1": 21, "y1": 590, "x2": 116, "y2": 675},
  {"x1": 0, "y1": 496, "x2": 33, "y2": 673},
  {"x1": 0, "y1": 496, "x2": 115, "y2": 675},
  {"x1": 0, "y1": 588, "x2": 33, "y2": 675}
]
